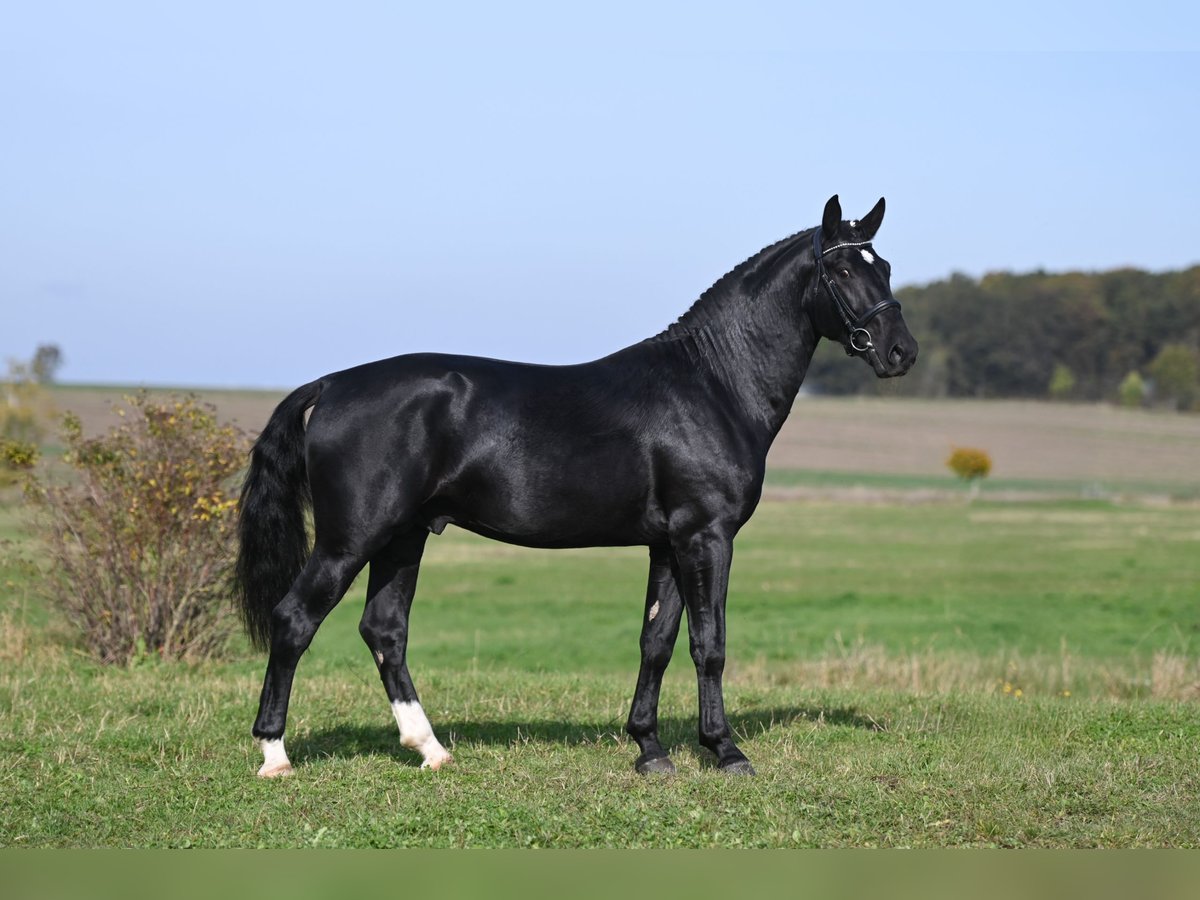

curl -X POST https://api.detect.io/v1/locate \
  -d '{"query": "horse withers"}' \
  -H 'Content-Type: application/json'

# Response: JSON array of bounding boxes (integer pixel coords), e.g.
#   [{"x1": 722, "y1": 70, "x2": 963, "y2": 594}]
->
[{"x1": 235, "y1": 194, "x2": 917, "y2": 777}]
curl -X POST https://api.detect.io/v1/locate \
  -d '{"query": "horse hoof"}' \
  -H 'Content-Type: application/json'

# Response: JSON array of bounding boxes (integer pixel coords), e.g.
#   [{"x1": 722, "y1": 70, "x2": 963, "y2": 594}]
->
[
  {"x1": 420, "y1": 751, "x2": 453, "y2": 771},
  {"x1": 719, "y1": 759, "x2": 756, "y2": 776},
  {"x1": 257, "y1": 762, "x2": 294, "y2": 779},
  {"x1": 635, "y1": 755, "x2": 676, "y2": 775}
]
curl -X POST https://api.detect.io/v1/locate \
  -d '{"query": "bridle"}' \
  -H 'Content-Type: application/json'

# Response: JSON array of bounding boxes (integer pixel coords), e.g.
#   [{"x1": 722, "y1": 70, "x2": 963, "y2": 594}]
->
[{"x1": 811, "y1": 230, "x2": 902, "y2": 358}]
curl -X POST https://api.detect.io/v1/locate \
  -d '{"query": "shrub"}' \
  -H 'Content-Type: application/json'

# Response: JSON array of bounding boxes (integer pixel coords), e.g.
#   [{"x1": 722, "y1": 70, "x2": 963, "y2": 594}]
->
[
  {"x1": 1047, "y1": 364, "x2": 1076, "y2": 401},
  {"x1": 2, "y1": 359, "x2": 52, "y2": 444},
  {"x1": 0, "y1": 437, "x2": 40, "y2": 489},
  {"x1": 1117, "y1": 371, "x2": 1146, "y2": 408},
  {"x1": 24, "y1": 393, "x2": 251, "y2": 664},
  {"x1": 947, "y1": 447, "x2": 992, "y2": 482}
]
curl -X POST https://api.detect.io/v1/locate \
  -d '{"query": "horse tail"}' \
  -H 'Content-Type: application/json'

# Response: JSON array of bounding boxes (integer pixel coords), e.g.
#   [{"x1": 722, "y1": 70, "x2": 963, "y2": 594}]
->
[{"x1": 234, "y1": 379, "x2": 324, "y2": 651}]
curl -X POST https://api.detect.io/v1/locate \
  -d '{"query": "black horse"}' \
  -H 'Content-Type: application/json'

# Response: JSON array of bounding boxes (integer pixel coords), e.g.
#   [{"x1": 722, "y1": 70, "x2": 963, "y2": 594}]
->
[{"x1": 235, "y1": 195, "x2": 917, "y2": 777}]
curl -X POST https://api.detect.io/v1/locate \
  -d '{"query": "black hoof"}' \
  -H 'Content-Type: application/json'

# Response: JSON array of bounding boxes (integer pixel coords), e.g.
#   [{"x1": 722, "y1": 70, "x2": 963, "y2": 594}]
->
[
  {"x1": 719, "y1": 758, "x2": 756, "y2": 775},
  {"x1": 635, "y1": 754, "x2": 677, "y2": 775}
]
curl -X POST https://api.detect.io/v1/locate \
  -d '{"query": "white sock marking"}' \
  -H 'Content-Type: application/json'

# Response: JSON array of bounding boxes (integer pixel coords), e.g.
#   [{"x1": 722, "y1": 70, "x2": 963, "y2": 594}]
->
[
  {"x1": 258, "y1": 737, "x2": 293, "y2": 778},
  {"x1": 860, "y1": 248, "x2": 875, "y2": 264},
  {"x1": 391, "y1": 700, "x2": 452, "y2": 770}
]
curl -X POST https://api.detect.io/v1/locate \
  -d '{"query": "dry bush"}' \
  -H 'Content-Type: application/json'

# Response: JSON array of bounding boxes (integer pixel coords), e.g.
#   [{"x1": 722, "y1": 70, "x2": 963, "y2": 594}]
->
[{"x1": 25, "y1": 393, "x2": 251, "y2": 665}]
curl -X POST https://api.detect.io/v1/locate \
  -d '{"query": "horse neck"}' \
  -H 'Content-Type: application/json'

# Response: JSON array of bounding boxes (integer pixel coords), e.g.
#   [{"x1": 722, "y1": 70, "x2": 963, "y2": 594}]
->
[{"x1": 655, "y1": 231, "x2": 821, "y2": 441}]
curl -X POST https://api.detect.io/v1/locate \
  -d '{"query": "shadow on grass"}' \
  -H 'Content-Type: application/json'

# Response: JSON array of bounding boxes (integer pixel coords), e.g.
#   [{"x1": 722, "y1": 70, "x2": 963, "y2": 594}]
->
[{"x1": 291, "y1": 704, "x2": 885, "y2": 768}]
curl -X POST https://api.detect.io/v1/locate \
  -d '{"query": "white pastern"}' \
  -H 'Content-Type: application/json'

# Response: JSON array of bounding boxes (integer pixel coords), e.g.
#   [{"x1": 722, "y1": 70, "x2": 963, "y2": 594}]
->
[
  {"x1": 258, "y1": 737, "x2": 293, "y2": 778},
  {"x1": 860, "y1": 249, "x2": 875, "y2": 264},
  {"x1": 392, "y1": 700, "x2": 453, "y2": 770}
]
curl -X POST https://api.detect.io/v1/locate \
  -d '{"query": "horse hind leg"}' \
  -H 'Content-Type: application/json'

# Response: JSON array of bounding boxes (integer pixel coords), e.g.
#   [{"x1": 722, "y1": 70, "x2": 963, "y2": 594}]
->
[
  {"x1": 625, "y1": 545, "x2": 684, "y2": 774},
  {"x1": 359, "y1": 529, "x2": 452, "y2": 770},
  {"x1": 252, "y1": 542, "x2": 368, "y2": 777}
]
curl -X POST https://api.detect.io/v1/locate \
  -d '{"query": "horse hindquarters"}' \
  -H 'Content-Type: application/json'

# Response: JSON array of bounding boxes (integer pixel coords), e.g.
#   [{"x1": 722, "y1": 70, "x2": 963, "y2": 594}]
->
[{"x1": 242, "y1": 375, "x2": 426, "y2": 777}]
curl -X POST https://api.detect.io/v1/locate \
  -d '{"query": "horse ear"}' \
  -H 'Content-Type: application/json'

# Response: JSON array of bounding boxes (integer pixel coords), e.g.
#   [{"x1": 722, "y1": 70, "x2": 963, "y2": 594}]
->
[
  {"x1": 822, "y1": 195, "x2": 841, "y2": 241},
  {"x1": 859, "y1": 197, "x2": 886, "y2": 240}
]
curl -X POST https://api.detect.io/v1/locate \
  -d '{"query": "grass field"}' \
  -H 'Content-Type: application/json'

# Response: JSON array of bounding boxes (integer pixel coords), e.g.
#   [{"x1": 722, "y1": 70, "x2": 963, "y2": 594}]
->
[{"x1": 2, "y1": 393, "x2": 1198, "y2": 847}]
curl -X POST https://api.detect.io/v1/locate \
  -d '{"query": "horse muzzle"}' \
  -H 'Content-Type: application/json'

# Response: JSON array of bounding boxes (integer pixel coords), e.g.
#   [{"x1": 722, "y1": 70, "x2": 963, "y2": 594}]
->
[{"x1": 880, "y1": 337, "x2": 918, "y2": 377}]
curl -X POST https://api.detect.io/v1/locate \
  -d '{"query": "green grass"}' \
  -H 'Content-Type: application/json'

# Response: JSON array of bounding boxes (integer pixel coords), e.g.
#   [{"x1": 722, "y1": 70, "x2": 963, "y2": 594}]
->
[
  {"x1": 2, "y1": 499, "x2": 1199, "y2": 847},
  {"x1": 2, "y1": 665, "x2": 1197, "y2": 848},
  {"x1": 295, "y1": 500, "x2": 1200, "y2": 674}
]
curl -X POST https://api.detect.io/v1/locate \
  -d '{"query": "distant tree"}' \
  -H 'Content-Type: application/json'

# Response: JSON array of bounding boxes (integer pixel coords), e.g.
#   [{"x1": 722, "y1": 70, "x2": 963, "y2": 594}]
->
[
  {"x1": 31, "y1": 344, "x2": 63, "y2": 384},
  {"x1": 800, "y1": 263, "x2": 1200, "y2": 405},
  {"x1": 1117, "y1": 371, "x2": 1146, "y2": 408},
  {"x1": 1148, "y1": 344, "x2": 1199, "y2": 411}
]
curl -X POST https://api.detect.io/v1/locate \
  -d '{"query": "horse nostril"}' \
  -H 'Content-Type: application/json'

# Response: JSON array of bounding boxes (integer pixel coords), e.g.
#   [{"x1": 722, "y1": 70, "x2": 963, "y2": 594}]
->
[{"x1": 889, "y1": 344, "x2": 906, "y2": 367}]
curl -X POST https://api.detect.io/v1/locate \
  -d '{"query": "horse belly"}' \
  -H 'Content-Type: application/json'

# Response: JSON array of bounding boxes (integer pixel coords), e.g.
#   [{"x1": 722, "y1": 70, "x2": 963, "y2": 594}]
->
[{"x1": 429, "y1": 438, "x2": 660, "y2": 549}]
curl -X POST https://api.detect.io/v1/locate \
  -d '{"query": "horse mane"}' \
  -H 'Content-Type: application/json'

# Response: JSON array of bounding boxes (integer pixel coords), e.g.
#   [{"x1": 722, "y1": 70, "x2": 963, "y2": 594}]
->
[{"x1": 647, "y1": 227, "x2": 816, "y2": 343}]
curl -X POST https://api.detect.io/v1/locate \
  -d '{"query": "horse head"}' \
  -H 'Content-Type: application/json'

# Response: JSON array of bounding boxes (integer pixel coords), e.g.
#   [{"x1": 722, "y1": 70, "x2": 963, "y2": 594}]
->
[{"x1": 809, "y1": 194, "x2": 918, "y2": 378}]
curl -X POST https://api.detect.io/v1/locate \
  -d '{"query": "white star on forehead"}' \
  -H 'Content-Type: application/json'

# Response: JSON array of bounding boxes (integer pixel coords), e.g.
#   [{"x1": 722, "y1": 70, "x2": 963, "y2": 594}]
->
[{"x1": 861, "y1": 249, "x2": 875, "y2": 264}]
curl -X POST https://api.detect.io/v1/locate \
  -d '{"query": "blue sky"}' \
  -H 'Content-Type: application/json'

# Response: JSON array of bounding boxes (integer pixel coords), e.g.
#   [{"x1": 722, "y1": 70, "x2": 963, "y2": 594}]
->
[{"x1": 3, "y1": 2, "x2": 1199, "y2": 387}]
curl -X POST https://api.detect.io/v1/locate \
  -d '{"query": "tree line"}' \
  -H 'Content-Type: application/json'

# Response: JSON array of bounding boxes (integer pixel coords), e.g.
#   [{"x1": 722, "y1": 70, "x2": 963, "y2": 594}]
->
[{"x1": 806, "y1": 265, "x2": 1200, "y2": 409}]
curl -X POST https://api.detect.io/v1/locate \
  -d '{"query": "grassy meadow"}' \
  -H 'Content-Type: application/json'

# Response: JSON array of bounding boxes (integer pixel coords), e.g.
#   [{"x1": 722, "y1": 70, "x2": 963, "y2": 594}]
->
[{"x1": 1, "y1": 393, "x2": 1199, "y2": 847}]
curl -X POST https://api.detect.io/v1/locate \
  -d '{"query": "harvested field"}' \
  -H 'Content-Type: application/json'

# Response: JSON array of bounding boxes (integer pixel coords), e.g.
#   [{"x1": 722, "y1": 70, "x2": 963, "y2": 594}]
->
[
  {"x1": 769, "y1": 396, "x2": 1200, "y2": 486},
  {"x1": 45, "y1": 384, "x2": 285, "y2": 437},
  {"x1": 47, "y1": 385, "x2": 1200, "y2": 494}
]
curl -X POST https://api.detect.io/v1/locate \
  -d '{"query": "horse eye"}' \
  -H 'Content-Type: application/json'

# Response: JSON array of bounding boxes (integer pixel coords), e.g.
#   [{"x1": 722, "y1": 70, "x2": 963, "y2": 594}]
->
[{"x1": 838, "y1": 268, "x2": 850, "y2": 279}]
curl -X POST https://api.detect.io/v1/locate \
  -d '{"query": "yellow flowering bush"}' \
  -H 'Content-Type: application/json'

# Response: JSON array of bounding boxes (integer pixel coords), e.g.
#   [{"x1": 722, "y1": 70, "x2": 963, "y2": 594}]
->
[
  {"x1": 946, "y1": 447, "x2": 992, "y2": 482},
  {"x1": 1, "y1": 437, "x2": 39, "y2": 488},
  {"x1": 25, "y1": 393, "x2": 251, "y2": 664}
]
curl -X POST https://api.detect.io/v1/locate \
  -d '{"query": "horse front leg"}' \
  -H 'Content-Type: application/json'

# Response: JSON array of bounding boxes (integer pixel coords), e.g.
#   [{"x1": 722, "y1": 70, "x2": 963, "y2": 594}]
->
[
  {"x1": 673, "y1": 527, "x2": 754, "y2": 774},
  {"x1": 625, "y1": 545, "x2": 684, "y2": 774}
]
